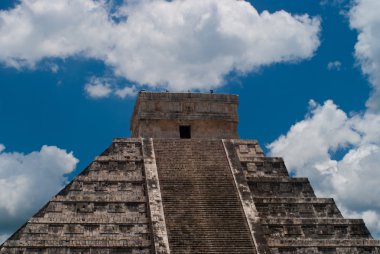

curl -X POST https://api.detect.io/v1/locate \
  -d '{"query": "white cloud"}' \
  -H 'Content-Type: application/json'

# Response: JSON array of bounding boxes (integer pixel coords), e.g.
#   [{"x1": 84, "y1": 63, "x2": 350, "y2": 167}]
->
[
  {"x1": 49, "y1": 63, "x2": 59, "y2": 73},
  {"x1": 84, "y1": 77, "x2": 137, "y2": 99},
  {"x1": 327, "y1": 60, "x2": 342, "y2": 71},
  {"x1": 115, "y1": 86, "x2": 138, "y2": 98},
  {"x1": 0, "y1": 144, "x2": 78, "y2": 237},
  {"x1": 268, "y1": 101, "x2": 380, "y2": 238},
  {"x1": 350, "y1": 0, "x2": 380, "y2": 112},
  {"x1": 84, "y1": 77, "x2": 113, "y2": 98},
  {"x1": 268, "y1": 100, "x2": 360, "y2": 174},
  {"x1": 0, "y1": 0, "x2": 321, "y2": 91}
]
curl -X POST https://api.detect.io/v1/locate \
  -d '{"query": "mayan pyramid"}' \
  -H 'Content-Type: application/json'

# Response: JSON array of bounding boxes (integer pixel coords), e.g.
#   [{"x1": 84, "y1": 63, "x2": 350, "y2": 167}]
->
[{"x1": 1, "y1": 91, "x2": 380, "y2": 254}]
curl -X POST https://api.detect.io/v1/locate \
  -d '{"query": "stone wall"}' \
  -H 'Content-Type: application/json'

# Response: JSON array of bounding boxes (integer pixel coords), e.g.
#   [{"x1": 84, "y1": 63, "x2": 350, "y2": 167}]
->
[
  {"x1": 136, "y1": 119, "x2": 237, "y2": 139},
  {"x1": 130, "y1": 92, "x2": 239, "y2": 139}
]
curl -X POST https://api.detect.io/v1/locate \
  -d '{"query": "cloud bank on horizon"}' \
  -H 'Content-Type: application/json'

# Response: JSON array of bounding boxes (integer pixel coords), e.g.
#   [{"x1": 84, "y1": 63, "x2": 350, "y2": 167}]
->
[
  {"x1": 0, "y1": 0, "x2": 320, "y2": 95},
  {"x1": 268, "y1": 0, "x2": 380, "y2": 238}
]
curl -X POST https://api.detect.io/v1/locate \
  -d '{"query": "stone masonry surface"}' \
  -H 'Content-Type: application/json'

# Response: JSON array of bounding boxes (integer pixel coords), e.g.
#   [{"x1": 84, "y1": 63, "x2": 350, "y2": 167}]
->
[
  {"x1": 141, "y1": 138, "x2": 170, "y2": 254},
  {"x1": 130, "y1": 92, "x2": 238, "y2": 139}
]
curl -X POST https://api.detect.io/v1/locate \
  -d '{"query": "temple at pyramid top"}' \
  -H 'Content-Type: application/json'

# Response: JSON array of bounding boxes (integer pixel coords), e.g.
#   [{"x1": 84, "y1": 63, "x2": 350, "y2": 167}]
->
[{"x1": 130, "y1": 91, "x2": 239, "y2": 139}]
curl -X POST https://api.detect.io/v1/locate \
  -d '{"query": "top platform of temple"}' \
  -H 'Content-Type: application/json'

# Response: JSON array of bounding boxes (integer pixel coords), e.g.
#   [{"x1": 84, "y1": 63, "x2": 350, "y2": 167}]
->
[{"x1": 130, "y1": 91, "x2": 239, "y2": 139}]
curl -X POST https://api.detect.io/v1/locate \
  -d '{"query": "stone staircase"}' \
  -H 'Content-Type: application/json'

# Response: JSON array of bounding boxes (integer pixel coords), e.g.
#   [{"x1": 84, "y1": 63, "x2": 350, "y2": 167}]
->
[{"x1": 153, "y1": 139, "x2": 256, "y2": 254}]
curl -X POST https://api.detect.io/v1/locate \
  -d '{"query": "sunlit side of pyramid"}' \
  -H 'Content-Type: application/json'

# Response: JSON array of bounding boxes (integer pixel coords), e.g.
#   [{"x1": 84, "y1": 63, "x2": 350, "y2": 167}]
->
[{"x1": 1, "y1": 91, "x2": 380, "y2": 254}]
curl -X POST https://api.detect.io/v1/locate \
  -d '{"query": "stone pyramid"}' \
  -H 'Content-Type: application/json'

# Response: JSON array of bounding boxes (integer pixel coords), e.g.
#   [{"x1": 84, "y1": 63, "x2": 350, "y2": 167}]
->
[{"x1": 1, "y1": 92, "x2": 380, "y2": 254}]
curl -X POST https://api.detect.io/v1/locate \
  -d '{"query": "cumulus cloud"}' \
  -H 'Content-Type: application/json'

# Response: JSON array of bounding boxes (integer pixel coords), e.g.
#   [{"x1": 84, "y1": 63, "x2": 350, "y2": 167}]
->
[
  {"x1": 350, "y1": 0, "x2": 380, "y2": 112},
  {"x1": 0, "y1": 0, "x2": 320, "y2": 91},
  {"x1": 84, "y1": 77, "x2": 137, "y2": 99},
  {"x1": 268, "y1": 100, "x2": 360, "y2": 175},
  {"x1": 84, "y1": 77, "x2": 113, "y2": 98},
  {"x1": 114, "y1": 86, "x2": 138, "y2": 99},
  {"x1": 0, "y1": 144, "x2": 78, "y2": 239},
  {"x1": 327, "y1": 60, "x2": 342, "y2": 71},
  {"x1": 268, "y1": 101, "x2": 380, "y2": 238}
]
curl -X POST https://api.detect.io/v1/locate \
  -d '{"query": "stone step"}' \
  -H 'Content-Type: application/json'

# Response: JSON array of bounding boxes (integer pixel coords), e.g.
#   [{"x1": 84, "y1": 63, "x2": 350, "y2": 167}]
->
[
  {"x1": 241, "y1": 157, "x2": 289, "y2": 178},
  {"x1": 270, "y1": 244, "x2": 380, "y2": 254},
  {"x1": 8, "y1": 235, "x2": 151, "y2": 242},
  {"x1": 253, "y1": 197, "x2": 343, "y2": 218},
  {"x1": 268, "y1": 239, "x2": 380, "y2": 248},
  {"x1": 0, "y1": 248, "x2": 152, "y2": 254},
  {"x1": 261, "y1": 218, "x2": 371, "y2": 240},
  {"x1": 66, "y1": 183, "x2": 146, "y2": 193},
  {"x1": 248, "y1": 177, "x2": 316, "y2": 198},
  {"x1": 153, "y1": 139, "x2": 256, "y2": 253},
  {"x1": 44, "y1": 201, "x2": 146, "y2": 214},
  {"x1": 17, "y1": 223, "x2": 149, "y2": 236},
  {"x1": 53, "y1": 194, "x2": 147, "y2": 203},
  {"x1": 29, "y1": 216, "x2": 149, "y2": 224},
  {"x1": 2, "y1": 239, "x2": 152, "y2": 248},
  {"x1": 271, "y1": 247, "x2": 379, "y2": 254}
]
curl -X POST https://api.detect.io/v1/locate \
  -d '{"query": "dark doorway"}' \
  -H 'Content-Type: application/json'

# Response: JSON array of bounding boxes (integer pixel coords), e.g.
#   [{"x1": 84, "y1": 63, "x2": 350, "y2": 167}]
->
[{"x1": 179, "y1": 125, "x2": 191, "y2": 139}]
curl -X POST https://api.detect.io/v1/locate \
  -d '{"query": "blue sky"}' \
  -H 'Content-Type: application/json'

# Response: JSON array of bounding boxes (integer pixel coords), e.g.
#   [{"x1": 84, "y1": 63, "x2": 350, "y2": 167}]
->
[{"x1": 1, "y1": 0, "x2": 380, "y2": 242}]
